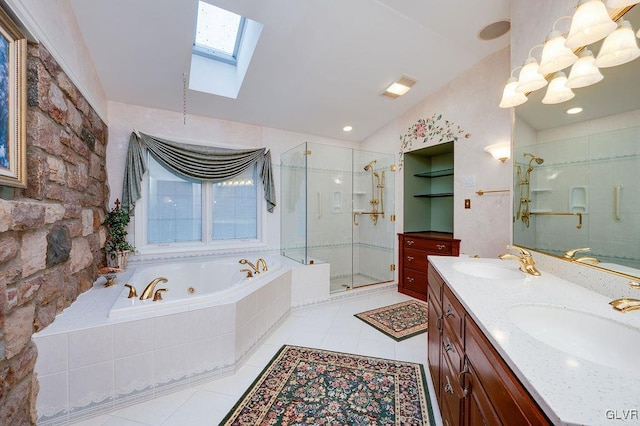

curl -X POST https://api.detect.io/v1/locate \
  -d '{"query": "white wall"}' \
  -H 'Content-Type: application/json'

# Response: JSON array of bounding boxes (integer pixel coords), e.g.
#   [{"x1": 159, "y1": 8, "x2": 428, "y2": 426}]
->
[
  {"x1": 362, "y1": 48, "x2": 513, "y2": 258},
  {"x1": 5, "y1": 0, "x2": 108, "y2": 121}
]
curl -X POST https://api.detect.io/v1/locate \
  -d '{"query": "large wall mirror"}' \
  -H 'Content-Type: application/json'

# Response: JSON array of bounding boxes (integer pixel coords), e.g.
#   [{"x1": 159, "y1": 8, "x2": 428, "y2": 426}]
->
[{"x1": 513, "y1": 6, "x2": 640, "y2": 278}]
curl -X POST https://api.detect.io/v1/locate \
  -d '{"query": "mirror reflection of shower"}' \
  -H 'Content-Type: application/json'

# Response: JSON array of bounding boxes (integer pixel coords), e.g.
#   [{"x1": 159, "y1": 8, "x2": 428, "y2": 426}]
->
[
  {"x1": 355, "y1": 159, "x2": 385, "y2": 225},
  {"x1": 516, "y1": 152, "x2": 545, "y2": 227}
]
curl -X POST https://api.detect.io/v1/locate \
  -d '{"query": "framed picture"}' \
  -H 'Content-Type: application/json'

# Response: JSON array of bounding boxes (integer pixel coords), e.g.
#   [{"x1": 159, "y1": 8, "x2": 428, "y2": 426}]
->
[{"x1": 0, "y1": 7, "x2": 25, "y2": 188}]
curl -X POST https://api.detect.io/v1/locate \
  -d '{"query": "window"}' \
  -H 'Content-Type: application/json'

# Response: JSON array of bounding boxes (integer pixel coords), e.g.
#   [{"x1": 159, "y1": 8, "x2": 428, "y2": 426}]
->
[
  {"x1": 193, "y1": 1, "x2": 246, "y2": 65},
  {"x1": 145, "y1": 155, "x2": 258, "y2": 247}
]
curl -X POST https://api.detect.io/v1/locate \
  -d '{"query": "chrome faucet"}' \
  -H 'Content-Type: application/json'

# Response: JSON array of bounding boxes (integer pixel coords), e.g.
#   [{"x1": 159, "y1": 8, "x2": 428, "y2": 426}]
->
[
  {"x1": 499, "y1": 245, "x2": 541, "y2": 276},
  {"x1": 255, "y1": 258, "x2": 268, "y2": 272},
  {"x1": 239, "y1": 259, "x2": 260, "y2": 274},
  {"x1": 610, "y1": 281, "x2": 640, "y2": 312},
  {"x1": 140, "y1": 277, "x2": 168, "y2": 300}
]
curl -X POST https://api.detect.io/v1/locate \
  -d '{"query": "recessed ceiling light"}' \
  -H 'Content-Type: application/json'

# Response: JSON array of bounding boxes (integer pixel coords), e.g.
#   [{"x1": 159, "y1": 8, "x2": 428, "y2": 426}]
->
[
  {"x1": 566, "y1": 107, "x2": 583, "y2": 115},
  {"x1": 343, "y1": 125, "x2": 353, "y2": 132},
  {"x1": 478, "y1": 20, "x2": 511, "y2": 41},
  {"x1": 382, "y1": 76, "x2": 416, "y2": 99}
]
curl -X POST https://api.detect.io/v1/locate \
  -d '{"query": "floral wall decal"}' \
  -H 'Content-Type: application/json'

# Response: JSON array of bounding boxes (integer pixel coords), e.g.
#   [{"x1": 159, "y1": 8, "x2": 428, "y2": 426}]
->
[{"x1": 398, "y1": 113, "x2": 470, "y2": 168}]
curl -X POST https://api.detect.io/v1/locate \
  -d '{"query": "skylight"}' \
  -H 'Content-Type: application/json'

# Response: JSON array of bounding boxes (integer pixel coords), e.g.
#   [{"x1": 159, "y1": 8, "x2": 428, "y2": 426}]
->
[{"x1": 194, "y1": 1, "x2": 245, "y2": 65}]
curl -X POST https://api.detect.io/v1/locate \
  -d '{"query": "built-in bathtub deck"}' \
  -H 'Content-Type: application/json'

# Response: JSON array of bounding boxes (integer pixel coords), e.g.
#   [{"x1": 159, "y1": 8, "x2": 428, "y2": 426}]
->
[{"x1": 33, "y1": 255, "x2": 312, "y2": 425}]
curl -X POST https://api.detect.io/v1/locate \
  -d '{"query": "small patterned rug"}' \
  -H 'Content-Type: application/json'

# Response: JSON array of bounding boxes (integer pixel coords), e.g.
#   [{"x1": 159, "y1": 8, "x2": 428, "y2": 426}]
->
[
  {"x1": 221, "y1": 345, "x2": 433, "y2": 425},
  {"x1": 355, "y1": 300, "x2": 429, "y2": 341}
]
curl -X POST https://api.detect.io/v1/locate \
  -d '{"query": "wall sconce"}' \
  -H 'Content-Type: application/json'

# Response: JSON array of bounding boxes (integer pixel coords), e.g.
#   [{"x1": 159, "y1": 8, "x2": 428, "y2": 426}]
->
[
  {"x1": 565, "y1": 0, "x2": 617, "y2": 49},
  {"x1": 566, "y1": 49, "x2": 604, "y2": 88},
  {"x1": 539, "y1": 17, "x2": 578, "y2": 75},
  {"x1": 542, "y1": 71, "x2": 575, "y2": 104},
  {"x1": 484, "y1": 142, "x2": 511, "y2": 162},
  {"x1": 595, "y1": 19, "x2": 640, "y2": 68},
  {"x1": 516, "y1": 46, "x2": 548, "y2": 93},
  {"x1": 499, "y1": 66, "x2": 527, "y2": 108}
]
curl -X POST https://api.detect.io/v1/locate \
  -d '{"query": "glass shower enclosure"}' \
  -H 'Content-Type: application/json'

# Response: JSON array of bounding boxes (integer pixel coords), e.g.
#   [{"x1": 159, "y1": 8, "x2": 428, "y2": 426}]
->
[{"x1": 281, "y1": 142, "x2": 396, "y2": 293}]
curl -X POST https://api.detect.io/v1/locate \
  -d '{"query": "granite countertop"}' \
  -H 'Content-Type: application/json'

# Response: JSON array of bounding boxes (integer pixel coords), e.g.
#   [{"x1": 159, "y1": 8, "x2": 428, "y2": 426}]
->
[{"x1": 428, "y1": 256, "x2": 640, "y2": 426}]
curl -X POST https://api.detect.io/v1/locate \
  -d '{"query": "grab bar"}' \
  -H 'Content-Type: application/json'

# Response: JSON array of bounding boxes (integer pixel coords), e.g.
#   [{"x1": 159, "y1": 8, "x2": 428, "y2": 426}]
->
[
  {"x1": 529, "y1": 211, "x2": 583, "y2": 229},
  {"x1": 353, "y1": 211, "x2": 384, "y2": 226},
  {"x1": 614, "y1": 185, "x2": 622, "y2": 222},
  {"x1": 476, "y1": 189, "x2": 510, "y2": 196}
]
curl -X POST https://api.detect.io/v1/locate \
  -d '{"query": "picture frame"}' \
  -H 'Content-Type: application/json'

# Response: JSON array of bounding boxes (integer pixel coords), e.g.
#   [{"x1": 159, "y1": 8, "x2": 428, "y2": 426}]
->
[{"x1": 0, "y1": 7, "x2": 26, "y2": 188}]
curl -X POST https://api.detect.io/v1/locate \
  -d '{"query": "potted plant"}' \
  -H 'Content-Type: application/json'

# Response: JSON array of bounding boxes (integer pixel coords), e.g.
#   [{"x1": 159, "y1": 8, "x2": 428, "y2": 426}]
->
[{"x1": 104, "y1": 199, "x2": 135, "y2": 269}]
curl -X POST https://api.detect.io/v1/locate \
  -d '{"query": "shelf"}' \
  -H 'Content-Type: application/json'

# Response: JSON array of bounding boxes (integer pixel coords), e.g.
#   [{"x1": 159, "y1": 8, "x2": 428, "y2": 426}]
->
[
  {"x1": 414, "y1": 168, "x2": 454, "y2": 178},
  {"x1": 414, "y1": 192, "x2": 454, "y2": 198}
]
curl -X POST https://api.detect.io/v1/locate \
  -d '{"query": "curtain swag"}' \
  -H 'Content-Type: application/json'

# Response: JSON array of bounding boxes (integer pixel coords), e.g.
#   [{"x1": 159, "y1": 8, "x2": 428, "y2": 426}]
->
[{"x1": 121, "y1": 132, "x2": 276, "y2": 214}]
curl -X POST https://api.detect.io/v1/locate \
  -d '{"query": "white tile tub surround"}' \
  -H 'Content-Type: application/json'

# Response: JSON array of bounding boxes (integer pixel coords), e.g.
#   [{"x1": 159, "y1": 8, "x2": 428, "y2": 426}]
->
[{"x1": 34, "y1": 257, "x2": 294, "y2": 425}]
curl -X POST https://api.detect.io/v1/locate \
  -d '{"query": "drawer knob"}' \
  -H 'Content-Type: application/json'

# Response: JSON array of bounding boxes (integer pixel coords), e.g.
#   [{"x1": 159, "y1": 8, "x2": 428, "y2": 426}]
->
[
  {"x1": 407, "y1": 277, "x2": 414, "y2": 283},
  {"x1": 406, "y1": 256, "x2": 414, "y2": 261},
  {"x1": 445, "y1": 306, "x2": 455, "y2": 318},
  {"x1": 437, "y1": 244, "x2": 446, "y2": 250},
  {"x1": 407, "y1": 240, "x2": 415, "y2": 246}
]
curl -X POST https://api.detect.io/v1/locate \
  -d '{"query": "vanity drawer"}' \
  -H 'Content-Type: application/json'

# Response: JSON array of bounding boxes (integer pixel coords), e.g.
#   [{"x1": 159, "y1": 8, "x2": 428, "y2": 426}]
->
[
  {"x1": 404, "y1": 237, "x2": 453, "y2": 254},
  {"x1": 442, "y1": 322, "x2": 463, "y2": 374},
  {"x1": 403, "y1": 248, "x2": 429, "y2": 272},
  {"x1": 443, "y1": 286, "x2": 465, "y2": 343}
]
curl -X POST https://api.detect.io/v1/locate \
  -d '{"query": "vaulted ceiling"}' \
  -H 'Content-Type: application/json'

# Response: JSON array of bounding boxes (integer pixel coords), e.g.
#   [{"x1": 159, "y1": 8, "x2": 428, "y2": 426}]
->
[{"x1": 69, "y1": 0, "x2": 510, "y2": 141}]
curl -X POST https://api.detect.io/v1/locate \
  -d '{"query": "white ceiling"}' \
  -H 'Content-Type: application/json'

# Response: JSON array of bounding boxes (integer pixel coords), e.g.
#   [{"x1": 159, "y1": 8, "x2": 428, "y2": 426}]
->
[{"x1": 69, "y1": 0, "x2": 510, "y2": 142}]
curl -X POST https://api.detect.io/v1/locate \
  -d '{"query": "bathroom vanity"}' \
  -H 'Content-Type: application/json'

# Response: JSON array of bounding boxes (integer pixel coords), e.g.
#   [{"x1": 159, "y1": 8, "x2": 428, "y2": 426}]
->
[
  {"x1": 398, "y1": 232, "x2": 460, "y2": 301},
  {"x1": 427, "y1": 255, "x2": 640, "y2": 425}
]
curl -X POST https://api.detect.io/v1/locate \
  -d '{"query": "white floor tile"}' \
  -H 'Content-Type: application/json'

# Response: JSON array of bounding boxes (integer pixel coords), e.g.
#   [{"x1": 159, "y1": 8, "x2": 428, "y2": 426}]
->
[
  {"x1": 111, "y1": 388, "x2": 195, "y2": 425},
  {"x1": 161, "y1": 390, "x2": 237, "y2": 426}
]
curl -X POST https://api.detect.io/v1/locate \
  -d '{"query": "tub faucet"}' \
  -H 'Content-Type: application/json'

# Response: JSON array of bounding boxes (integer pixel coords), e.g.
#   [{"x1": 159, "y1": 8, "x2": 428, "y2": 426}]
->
[
  {"x1": 499, "y1": 245, "x2": 541, "y2": 276},
  {"x1": 256, "y1": 258, "x2": 268, "y2": 272},
  {"x1": 140, "y1": 277, "x2": 168, "y2": 300},
  {"x1": 239, "y1": 259, "x2": 259, "y2": 274}
]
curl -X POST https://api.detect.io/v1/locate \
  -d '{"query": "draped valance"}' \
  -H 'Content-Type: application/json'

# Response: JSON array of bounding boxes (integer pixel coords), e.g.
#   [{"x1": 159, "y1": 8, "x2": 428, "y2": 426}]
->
[{"x1": 121, "y1": 132, "x2": 276, "y2": 213}]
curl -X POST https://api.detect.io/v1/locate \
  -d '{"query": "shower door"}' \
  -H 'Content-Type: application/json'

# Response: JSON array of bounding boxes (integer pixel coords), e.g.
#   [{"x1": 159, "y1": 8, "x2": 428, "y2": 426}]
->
[{"x1": 281, "y1": 142, "x2": 396, "y2": 293}]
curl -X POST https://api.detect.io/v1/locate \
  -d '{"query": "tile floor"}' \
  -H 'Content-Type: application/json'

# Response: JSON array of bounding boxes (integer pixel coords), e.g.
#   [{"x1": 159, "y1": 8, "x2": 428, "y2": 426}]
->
[{"x1": 68, "y1": 288, "x2": 442, "y2": 426}]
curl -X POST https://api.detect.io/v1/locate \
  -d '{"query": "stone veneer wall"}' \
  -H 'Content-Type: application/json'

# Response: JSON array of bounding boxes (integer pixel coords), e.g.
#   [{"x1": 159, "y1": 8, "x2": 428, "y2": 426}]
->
[{"x1": 0, "y1": 43, "x2": 109, "y2": 424}]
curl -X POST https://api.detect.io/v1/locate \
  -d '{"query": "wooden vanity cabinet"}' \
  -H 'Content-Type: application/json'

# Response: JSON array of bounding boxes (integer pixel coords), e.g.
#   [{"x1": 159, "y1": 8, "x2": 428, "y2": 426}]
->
[
  {"x1": 427, "y1": 263, "x2": 551, "y2": 426},
  {"x1": 399, "y1": 232, "x2": 460, "y2": 301}
]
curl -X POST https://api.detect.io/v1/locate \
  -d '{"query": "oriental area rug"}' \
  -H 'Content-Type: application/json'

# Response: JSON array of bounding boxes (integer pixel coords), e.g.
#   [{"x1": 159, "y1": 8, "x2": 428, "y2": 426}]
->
[
  {"x1": 355, "y1": 300, "x2": 429, "y2": 341},
  {"x1": 221, "y1": 345, "x2": 433, "y2": 425}
]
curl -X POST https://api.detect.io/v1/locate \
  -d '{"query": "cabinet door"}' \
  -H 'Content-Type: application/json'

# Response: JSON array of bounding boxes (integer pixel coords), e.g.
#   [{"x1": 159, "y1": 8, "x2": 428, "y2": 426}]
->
[
  {"x1": 465, "y1": 356, "x2": 501, "y2": 426},
  {"x1": 465, "y1": 317, "x2": 551, "y2": 425},
  {"x1": 427, "y1": 296, "x2": 442, "y2": 399}
]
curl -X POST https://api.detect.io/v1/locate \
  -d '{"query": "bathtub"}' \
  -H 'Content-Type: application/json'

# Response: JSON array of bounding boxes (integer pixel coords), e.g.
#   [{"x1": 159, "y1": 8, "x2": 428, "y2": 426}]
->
[{"x1": 109, "y1": 257, "x2": 282, "y2": 318}]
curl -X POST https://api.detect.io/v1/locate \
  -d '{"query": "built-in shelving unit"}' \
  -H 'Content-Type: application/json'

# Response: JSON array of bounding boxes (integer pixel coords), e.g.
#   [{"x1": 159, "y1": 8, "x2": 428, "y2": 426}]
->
[{"x1": 403, "y1": 142, "x2": 454, "y2": 233}]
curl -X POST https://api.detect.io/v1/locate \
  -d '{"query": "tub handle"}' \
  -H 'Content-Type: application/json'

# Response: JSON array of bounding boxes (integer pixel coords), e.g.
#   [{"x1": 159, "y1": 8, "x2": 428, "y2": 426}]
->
[
  {"x1": 240, "y1": 268, "x2": 254, "y2": 278},
  {"x1": 124, "y1": 284, "x2": 137, "y2": 299},
  {"x1": 153, "y1": 288, "x2": 168, "y2": 302}
]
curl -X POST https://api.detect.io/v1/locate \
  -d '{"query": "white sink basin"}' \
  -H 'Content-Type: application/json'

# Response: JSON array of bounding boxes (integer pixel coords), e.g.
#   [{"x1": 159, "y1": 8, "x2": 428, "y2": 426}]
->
[
  {"x1": 508, "y1": 304, "x2": 640, "y2": 373},
  {"x1": 453, "y1": 261, "x2": 525, "y2": 280}
]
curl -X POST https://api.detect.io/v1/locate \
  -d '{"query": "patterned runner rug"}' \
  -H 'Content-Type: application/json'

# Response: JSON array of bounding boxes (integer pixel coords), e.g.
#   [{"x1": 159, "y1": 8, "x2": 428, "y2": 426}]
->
[
  {"x1": 221, "y1": 345, "x2": 433, "y2": 425},
  {"x1": 355, "y1": 300, "x2": 429, "y2": 341}
]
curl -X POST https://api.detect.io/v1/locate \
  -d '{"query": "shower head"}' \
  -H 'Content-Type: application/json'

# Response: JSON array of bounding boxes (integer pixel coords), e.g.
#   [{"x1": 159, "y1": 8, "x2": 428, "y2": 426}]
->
[
  {"x1": 364, "y1": 159, "x2": 377, "y2": 171},
  {"x1": 524, "y1": 153, "x2": 544, "y2": 165}
]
